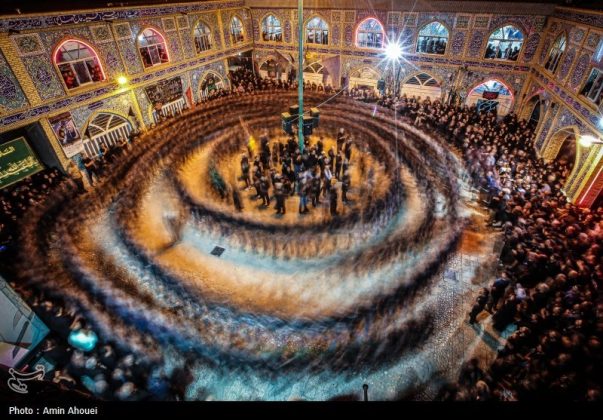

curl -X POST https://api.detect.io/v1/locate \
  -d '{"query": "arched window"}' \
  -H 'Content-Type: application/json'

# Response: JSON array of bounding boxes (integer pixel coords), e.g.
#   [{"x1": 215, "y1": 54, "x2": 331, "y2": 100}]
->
[
  {"x1": 54, "y1": 40, "x2": 105, "y2": 90},
  {"x1": 580, "y1": 68, "x2": 603, "y2": 106},
  {"x1": 306, "y1": 17, "x2": 329, "y2": 45},
  {"x1": 138, "y1": 28, "x2": 169, "y2": 68},
  {"x1": 230, "y1": 16, "x2": 245, "y2": 44},
  {"x1": 484, "y1": 25, "x2": 524, "y2": 61},
  {"x1": 262, "y1": 15, "x2": 282, "y2": 42},
  {"x1": 545, "y1": 33, "x2": 567, "y2": 73},
  {"x1": 356, "y1": 18, "x2": 385, "y2": 49},
  {"x1": 193, "y1": 21, "x2": 212, "y2": 54},
  {"x1": 416, "y1": 22, "x2": 448, "y2": 55}
]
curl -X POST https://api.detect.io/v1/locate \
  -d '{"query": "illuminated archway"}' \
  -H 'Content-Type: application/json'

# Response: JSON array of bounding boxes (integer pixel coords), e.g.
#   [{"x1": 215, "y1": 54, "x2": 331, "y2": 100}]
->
[
  {"x1": 466, "y1": 79, "x2": 514, "y2": 116},
  {"x1": 53, "y1": 39, "x2": 106, "y2": 90},
  {"x1": 355, "y1": 18, "x2": 385, "y2": 49},
  {"x1": 401, "y1": 72, "x2": 442, "y2": 100},
  {"x1": 83, "y1": 112, "x2": 133, "y2": 157},
  {"x1": 137, "y1": 27, "x2": 170, "y2": 68},
  {"x1": 484, "y1": 25, "x2": 524, "y2": 61}
]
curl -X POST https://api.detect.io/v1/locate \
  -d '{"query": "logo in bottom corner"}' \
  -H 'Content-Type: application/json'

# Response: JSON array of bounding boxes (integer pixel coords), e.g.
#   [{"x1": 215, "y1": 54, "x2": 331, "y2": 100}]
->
[{"x1": 7, "y1": 365, "x2": 46, "y2": 394}]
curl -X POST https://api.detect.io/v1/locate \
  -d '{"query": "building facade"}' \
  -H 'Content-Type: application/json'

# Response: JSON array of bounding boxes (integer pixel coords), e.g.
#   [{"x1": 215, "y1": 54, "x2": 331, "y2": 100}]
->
[{"x1": 0, "y1": 1, "x2": 602, "y2": 206}]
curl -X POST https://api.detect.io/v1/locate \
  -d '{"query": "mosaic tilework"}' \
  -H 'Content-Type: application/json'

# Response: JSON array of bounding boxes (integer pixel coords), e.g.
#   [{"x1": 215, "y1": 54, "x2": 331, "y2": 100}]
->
[
  {"x1": 473, "y1": 15, "x2": 490, "y2": 29},
  {"x1": 113, "y1": 22, "x2": 132, "y2": 40},
  {"x1": 177, "y1": 16, "x2": 189, "y2": 30},
  {"x1": 284, "y1": 20, "x2": 291, "y2": 44},
  {"x1": 455, "y1": 15, "x2": 471, "y2": 30},
  {"x1": 535, "y1": 109, "x2": 555, "y2": 150},
  {"x1": 69, "y1": 91, "x2": 134, "y2": 135},
  {"x1": 467, "y1": 31, "x2": 485, "y2": 58},
  {"x1": 22, "y1": 54, "x2": 64, "y2": 100},
  {"x1": 332, "y1": 24, "x2": 341, "y2": 47},
  {"x1": 403, "y1": 13, "x2": 417, "y2": 27},
  {"x1": 11, "y1": 33, "x2": 44, "y2": 56},
  {"x1": 0, "y1": 50, "x2": 28, "y2": 112},
  {"x1": 586, "y1": 32, "x2": 601, "y2": 49},
  {"x1": 179, "y1": 28, "x2": 195, "y2": 60},
  {"x1": 558, "y1": 48, "x2": 576, "y2": 84},
  {"x1": 533, "y1": 69, "x2": 601, "y2": 128},
  {"x1": 344, "y1": 24, "x2": 353, "y2": 48},
  {"x1": 451, "y1": 31, "x2": 466, "y2": 56},
  {"x1": 190, "y1": 61, "x2": 227, "y2": 102},
  {"x1": 90, "y1": 25, "x2": 113, "y2": 43},
  {"x1": 552, "y1": 9, "x2": 603, "y2": 28},
  {"x1": 162, "y1": 17, "x2": 177, "y2": 32},
  {"x1": 117, "y1": 39, "x2": 144, "y2": 75},
  {"x1": 522, "y1": 33, "x2": 540, "y2": 62},
  {"x1": 189, "y1": 12, "x2": 221, "y2": 51},
  {"x1": 331, "y1": 11, "x2": 342, "y2": 24},
  {"x1": 570, "y1": 53, "x2": 590, "y2": 91},
  {"x1": 417, "y1": 13, "x2": 455, "y2": 31},
  {"x1": 570, "y1": 27, "x2": 586, "y2": 44},
  {"x1": 0, "y1": 1, "x2": 245, "y2": 31},
  {"x1": 97, "y1": 41, "x2": 126, "y2": 78}
]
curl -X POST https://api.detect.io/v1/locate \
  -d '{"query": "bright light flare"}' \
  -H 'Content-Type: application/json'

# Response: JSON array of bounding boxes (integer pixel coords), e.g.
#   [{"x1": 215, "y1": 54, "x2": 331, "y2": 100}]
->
[
  {"x1": 579, "y1": 135, "x2": 598, "y2": 148},
  {"x1": 117, "y1": 75, "x2": 128, "y2": 86},
  {"x1": 384, "y1": 41, "x2": 403, "y2": 62}
]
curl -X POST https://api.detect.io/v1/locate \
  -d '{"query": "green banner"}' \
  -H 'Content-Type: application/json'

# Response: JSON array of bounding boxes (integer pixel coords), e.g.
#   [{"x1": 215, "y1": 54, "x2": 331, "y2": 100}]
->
[{"x1": 0, "y1": 137, "x2": 43, "y2": 189}]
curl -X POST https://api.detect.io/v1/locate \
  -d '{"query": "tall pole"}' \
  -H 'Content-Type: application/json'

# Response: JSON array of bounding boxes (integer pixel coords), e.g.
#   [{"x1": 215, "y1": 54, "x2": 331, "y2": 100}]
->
[{"x1": 297, "y1": 0, "x2": 304, "y2": 153}]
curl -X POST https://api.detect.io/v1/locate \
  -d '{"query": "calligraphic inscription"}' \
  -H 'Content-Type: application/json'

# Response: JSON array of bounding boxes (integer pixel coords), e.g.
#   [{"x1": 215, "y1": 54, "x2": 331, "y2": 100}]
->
[{"x1": 0, "y1": 137, "x2": 43, "y2": 189}]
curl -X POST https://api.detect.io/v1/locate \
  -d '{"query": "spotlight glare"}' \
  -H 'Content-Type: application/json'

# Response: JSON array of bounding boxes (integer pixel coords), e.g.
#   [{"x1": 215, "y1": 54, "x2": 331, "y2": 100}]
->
[
  {"x1": 579, "y1": 135, "x2": 596, "y2": 148},
  {"x1": 117, "y1": 75, "x2": 128, "y2": 86},
  {"x1": 384, "y1": 41, "x2": 403, "y2": 61},
  {"x1": 599, "y1": 116, "x2": 603, "y2": 128}
]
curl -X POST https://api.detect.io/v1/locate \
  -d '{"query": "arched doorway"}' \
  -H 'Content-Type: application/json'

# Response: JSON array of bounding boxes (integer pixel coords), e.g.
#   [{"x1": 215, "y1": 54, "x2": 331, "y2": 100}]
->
[
  {"x1": 259, "y1": 58, "x2": 284, "y2": 80},
  {"x1": 83, "y1": 112, "x2": 133, "y2": 157},
  {"x1": 521, "y1": 94, "x2": 545, "y2": 129},
  {"x1": 541, "y1": 126, "x2": 581, "y2": 165},
  {"x1": 400, "y1": 72, "x2": 442, "y2": 101},
  {"x1": 555, "y1": 133, "x2": 577, "y2": 172},
  {"x1": 349, "y1": 66, "x2": 381, "y2": 93},
  {"x1": 199, "y1": 72, "x2": 225, "y2": 100},
  {"x1": 466, "y1": 79, "x2": 514, "y2": 116},
  {"x1": 303, "y1": 61, "x2": 331, "y2": 87}
]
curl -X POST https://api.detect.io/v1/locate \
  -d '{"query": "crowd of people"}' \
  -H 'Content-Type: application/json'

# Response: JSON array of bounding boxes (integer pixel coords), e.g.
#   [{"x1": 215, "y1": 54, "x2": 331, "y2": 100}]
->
[
  {"x1": 238, "y1": 127, "x2": 354, "y2": 216},
  {"x1": 377, "y1": 93, "x2": 602, "y2": 401},
  {"x1": 1, "y1": 66, "x2": 601, "y2": 401},
  {"x1": 0, "y1": 168, "x2": 64, "y2": 247}
]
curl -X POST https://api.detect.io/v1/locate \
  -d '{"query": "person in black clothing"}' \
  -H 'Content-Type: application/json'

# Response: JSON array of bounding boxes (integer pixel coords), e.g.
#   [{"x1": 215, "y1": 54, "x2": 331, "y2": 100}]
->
[
  {"x1": 329, "y1": 179, "x2": 338, "y2": 216},
  {"x1": 341, "y1": 170, "x2": 350, "y2": 203},
  {"x1": 469, "y1": 288, "x2": 490, "y2": 324},
  {"x1": 274, "y1": 176, "x2": 286, "y2": 215}
]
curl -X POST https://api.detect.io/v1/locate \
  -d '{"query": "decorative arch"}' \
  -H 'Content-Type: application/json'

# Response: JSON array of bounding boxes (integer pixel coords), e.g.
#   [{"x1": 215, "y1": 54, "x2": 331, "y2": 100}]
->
[
  {"x1": 466, "y1": 78, "x2": 515, "y2": 116},
  {"x1": 355, "y1": 17, "x2": 385, "y2": 49},
  {"x1": 82, "y1": 111, "x2": 134, "y2": 157},
  {"x1": 137, "y1": 27, "x2": 170, "y2": 68},
  {"x1": 53, "y1": 38, "x2": 106, "y2": 91},
  {"x1": 484, "y1": 24, "x2": 524, "y2": 61},
  {"x1": 416, "y1": 21, "x2": 449, "y2": 55},
  {"x1": 349, "y1": 65, "x2": 382, "y2": 90},
  {"x1": 303, "y1": 60, "x2": 330, "y2": 85},
  {"x1": 192, "y1": 19, "x2": 213, "y2": 54},
  {"x1": 544, "y1": 31, "x2": 568, "y2": 74},
  {"x1": 401, "y1": 71, "x2": 443, "y2": 100},
  {"x1": 305, "y1": 16, "x2": 329, "y2": 45},
  {"x1": 198, "y1": 70, "x2": 226, "y2": 100},
  {"x1": 230, "y1": 15, "x2": 245, "y2": 44},
  {"x1": 541, "y1": 125, "x2": 582, "y2": 163},
  {"x1": 521, "y1": 93, "x2": 546, "y2": 129},
  {"x1": 261, "y1": 13, "x2": 283, "y2": 42}
]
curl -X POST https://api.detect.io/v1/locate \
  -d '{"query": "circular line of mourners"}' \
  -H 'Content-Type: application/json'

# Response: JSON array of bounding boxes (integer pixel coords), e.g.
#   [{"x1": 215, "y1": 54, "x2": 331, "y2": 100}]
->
[{"x1": 18, "y1": 92, "x2": 469, "y2": 373}]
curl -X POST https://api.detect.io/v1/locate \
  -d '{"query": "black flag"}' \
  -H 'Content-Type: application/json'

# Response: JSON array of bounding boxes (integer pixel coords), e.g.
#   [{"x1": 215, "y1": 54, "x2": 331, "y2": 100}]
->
[{"x1": 128, "y1": 107, "x2": 135, "y2": 117}]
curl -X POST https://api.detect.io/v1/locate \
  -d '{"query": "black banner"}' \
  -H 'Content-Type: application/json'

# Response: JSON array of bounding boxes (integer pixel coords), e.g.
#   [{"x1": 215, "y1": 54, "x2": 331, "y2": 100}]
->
[{"x1": 144, "y1": 77, "x2": 183, "y2": 107}]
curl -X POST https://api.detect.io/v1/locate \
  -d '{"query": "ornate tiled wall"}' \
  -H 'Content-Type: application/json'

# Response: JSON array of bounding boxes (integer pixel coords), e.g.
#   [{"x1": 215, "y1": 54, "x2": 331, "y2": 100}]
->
[{"x1": 0, "y1": 50, "x2": 28, "y2": 114}]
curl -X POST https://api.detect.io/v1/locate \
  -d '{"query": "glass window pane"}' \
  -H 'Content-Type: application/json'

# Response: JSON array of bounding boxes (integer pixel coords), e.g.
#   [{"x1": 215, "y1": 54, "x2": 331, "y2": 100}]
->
[{"x1": 73, "y1": 61, "x2": 91, "y2": 85}]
